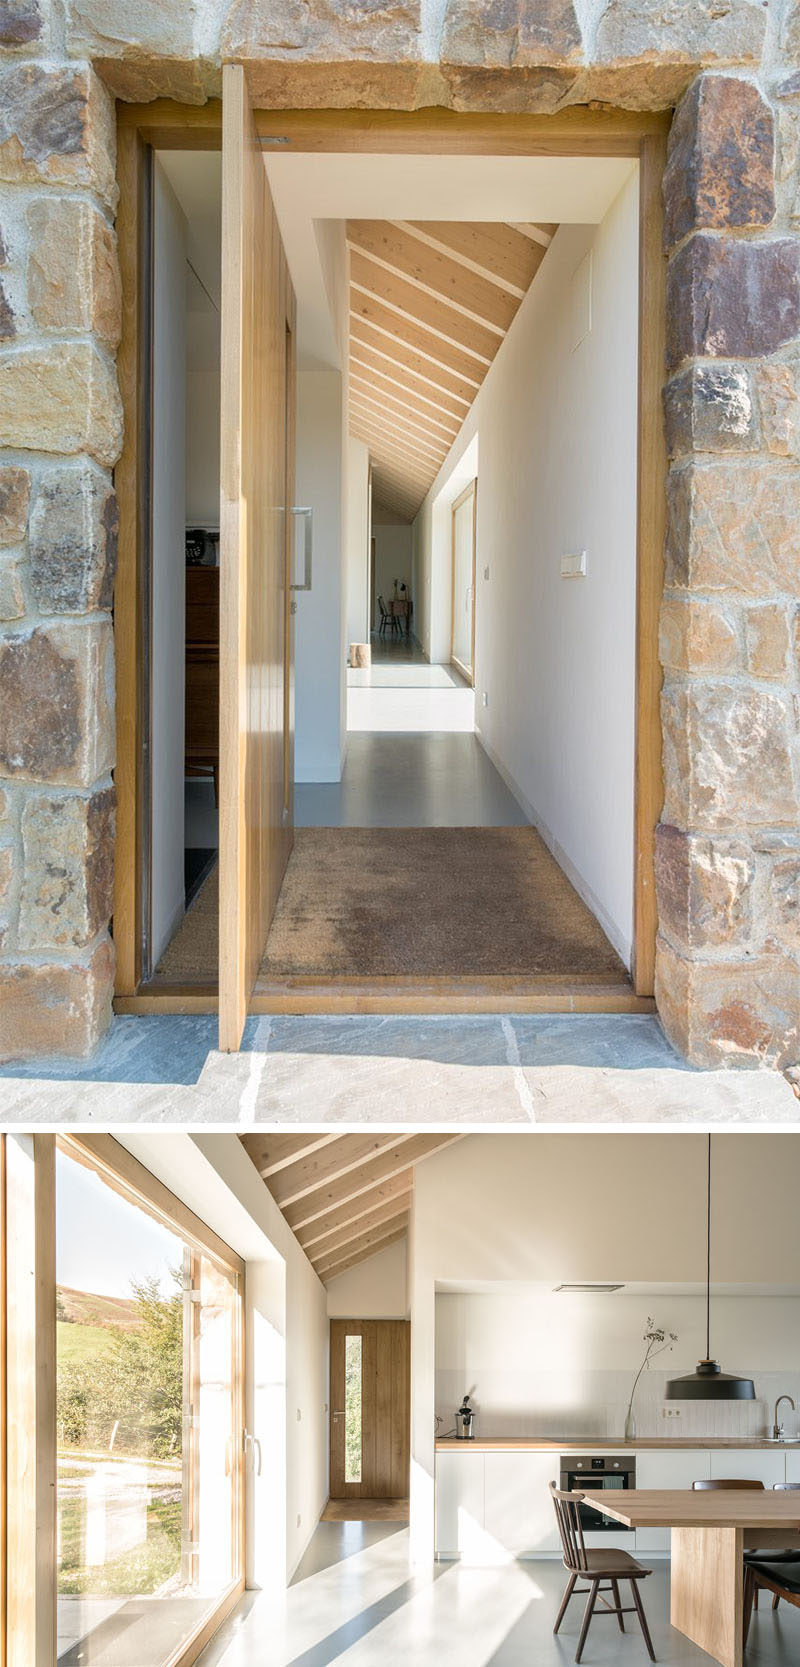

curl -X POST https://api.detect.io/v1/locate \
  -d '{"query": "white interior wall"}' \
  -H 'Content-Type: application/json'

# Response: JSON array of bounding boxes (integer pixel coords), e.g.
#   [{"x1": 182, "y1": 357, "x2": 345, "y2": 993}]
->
[
  {"x1": 410, "y1": 1134, "x2": 800, "y2": 1561},
  {"x1": 326, "y1": 1238, "x2": 409, "y2": 1318},
  {"x1": 414, "y1": 173, "x2": 639, "y2": 964},
  {"x1": 295, "y1": 369, "x2": 345, "y2": 781},
  {"x1": 344, "y1": 433, "x2": 370, "y2": 652},
  {"x1": 117, "y1": 1134, "x2": 329, "y2": 1588},
  {"x1": 371, "y1": 517, "x2": 413, "y2": 633},
  {"x1": 151, "y1": 161, "x2": 187, "y2": 966},
  {"x1": 186, "y1": 367, "x2": 220, "y2": 526}
]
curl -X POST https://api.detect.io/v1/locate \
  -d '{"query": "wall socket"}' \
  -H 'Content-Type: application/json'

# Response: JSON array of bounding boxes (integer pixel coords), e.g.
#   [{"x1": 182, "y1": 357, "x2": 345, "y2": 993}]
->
[{"x1": 661, "y1": 1406, "x2": 682, "y2": 1419}]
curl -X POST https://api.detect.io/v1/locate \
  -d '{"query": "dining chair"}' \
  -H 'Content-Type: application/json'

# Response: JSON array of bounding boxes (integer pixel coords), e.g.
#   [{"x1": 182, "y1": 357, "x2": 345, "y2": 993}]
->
[
  {"x1": 766, "y1": 1485, "x2": 800, "y2": 1611},
  {"x1": 377, "y1": 595, "x2": 390, "y2": 636},
  {"x1": 744, "y1": 1556, "x2": 800, "y2": 1646},
  {"x1": 549, "y1": 1483, "x2": 656, "y2": 1663}
]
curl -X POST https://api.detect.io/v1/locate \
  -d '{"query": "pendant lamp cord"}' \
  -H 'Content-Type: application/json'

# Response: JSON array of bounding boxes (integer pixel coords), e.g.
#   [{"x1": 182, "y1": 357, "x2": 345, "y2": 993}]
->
[{"x1": 706, "y1": 1133, "x2": 711, "y2": 1361}]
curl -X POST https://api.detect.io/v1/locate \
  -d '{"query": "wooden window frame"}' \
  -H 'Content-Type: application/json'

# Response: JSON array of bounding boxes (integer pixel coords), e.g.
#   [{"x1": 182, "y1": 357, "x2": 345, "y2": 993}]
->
[
  {"x1": 2, "y1": 1132, "x2": 246, "y2": 1667},
  {"x1": 450, "y1": 478, "x2": 477, "y2": 686},
  {"x1": 114, "y1": 99, "x2": 667, "y2": 1010}
]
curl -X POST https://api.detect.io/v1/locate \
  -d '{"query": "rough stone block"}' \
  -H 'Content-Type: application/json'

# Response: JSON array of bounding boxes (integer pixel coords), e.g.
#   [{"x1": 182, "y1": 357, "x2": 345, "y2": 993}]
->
[
  {"x1": 655, "y1": 935, "x2": 800, "y2": 1070},
  {"x1": 29, "y1": 464, "x2": 118, "y2": 614},
  {"x1": 666, "y1": 460, "x2": 800, "y2": 596},
  {"x1": 756, "y1": 358, "x2": 800, "y2": 457},
  {"x1": 0, "y1": 342, "x2": 122, "y2": 466},
  {"x1": 655, "y1": 823, "x2": 754, "y2": 951},
  {"x1": 440, "y1": 63, "x2": 578, "y2": 111},
  {"x1": 595, "y1": 0, "x2": 767, "y2": 75},
  {"x1": 0, "y1": 0, "x2": 44, "y2": 46},
  {"x1": 0, "y1": 276, "x2": 15, "y2": 339},
  {"x1": 0, "y1": 840, "x2": 13, "y2": 906},
  {"x1": 0, "y1": 552, "x2": 25, "y2": 621},
  {"x1": 666, "y1": 236, "x2": 800, "y2": 369},
  {"x1": 663, "y1": 75, "x2": 775, "y2": 250},
  {"x1": 0, "y1": 621, "x2": 114, "y2": 786},
  {"x1": 222, "y1": 0, "x2": 421, "y2": 64},
  {"x1": 770, "y1": 854, "x2": 800, "y2": 952},
  {"x1": 440, "y1": 0, "x2": 582, "y2": 68},
  {"x1": 19, "y1": 786, "x2": 114, "y2": 949},
  {"x1": 64, "y1": 0, "x2": 213, "y2": 103},
  {"x1": 744, "y1": 603, "x2": 791, "y2": 679},
  {"x1": 0, "y1": 465, "x2": 30, "y2": 545},
  {"x1": 661, "y1": 681, "x2": 798, "y2": 832},
  {"x1": 0, "y1": 63, "x2": 117, "y2": 209},
  {"x1": 663, "y1": 364, "x2": 758, "y2": 457},
  {"x1": 27, "y1": 198, "x2": 121, "y2": 349},
  {"x1": 659, "y1": 596, "x2": 739, "y2": 673},
  {"x1": 0, "y1": 935, "x2": 114, "y2": 1060}
]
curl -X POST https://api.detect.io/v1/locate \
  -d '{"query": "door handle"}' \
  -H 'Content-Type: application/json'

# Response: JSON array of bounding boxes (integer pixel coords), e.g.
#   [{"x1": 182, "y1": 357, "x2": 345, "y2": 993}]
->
[
  {"x1": 243, "y1": 1430, "x2": 262, "y2": 1476},
  {"x1": 291, "y1": 507, "x2": 312, "y2": 592},
  {"x1": 332, "y1": 1410, "x2": 345, "y2": 1420}
]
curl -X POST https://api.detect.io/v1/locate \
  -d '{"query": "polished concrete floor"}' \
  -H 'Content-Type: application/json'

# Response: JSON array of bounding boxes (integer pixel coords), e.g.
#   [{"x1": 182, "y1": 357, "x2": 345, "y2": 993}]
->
[{"x1": 196, "y1": 1525, "x2": 800, "y2": 1667}]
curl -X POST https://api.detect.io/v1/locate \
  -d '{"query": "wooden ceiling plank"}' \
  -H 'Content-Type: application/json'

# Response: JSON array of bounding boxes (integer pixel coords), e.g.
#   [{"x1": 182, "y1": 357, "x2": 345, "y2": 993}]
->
[
  {"x1": 241, "y1": 1132, "x2": 339, "y2": 1178},
  {"x1": 396, "y1": 221, "x2": 529, "y2": 298},
  {"x1": 350, "y1": 317, "x2": 478, "y2": 405},
  {"x1": 509, "y1": 222, "x2": 557, "y2": 247},
  {"x1": 350, "y1": 383, "x2": 454, "y2": 445},
  {"x1": 318, "y1": 1224, "x2": 409, "y2": 1284},
  {"x1": 350, "y1": 252, "x2": 498, "y2": 364},
  {"x1": 282, "y1": 1134, "x2": 461, "y2": 1232},
  {"x1": 296, "y1": 1170, "x2": 416, "y2": 1248},
  {"x1": 347, "y1": 221, "x2": 517, "y2": 335},
  {"x1": 268, "y1": 1132, "x2": 417, "y2": 1210},
  {"x1": 307, "y1": 1194, "x2": 413, "y2": 1262},
  {"x1": 349, "y1": 294, "x2": 486, "y2": 384},
  {"x1": 349, "y1": 403, "x2": 449, "y2": 464},
  {"x1": 350, "y1": 345, "x2": 469, "y2": 422},
  {"x1": 349, "y1": 373, "x2": 459, "y2": 441}
]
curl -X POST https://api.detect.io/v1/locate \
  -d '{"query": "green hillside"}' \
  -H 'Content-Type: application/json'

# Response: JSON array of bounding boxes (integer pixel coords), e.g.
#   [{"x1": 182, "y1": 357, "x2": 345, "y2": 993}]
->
[{"x1": 57, "y1": 1286, "x2": 141, "y2": 1366}]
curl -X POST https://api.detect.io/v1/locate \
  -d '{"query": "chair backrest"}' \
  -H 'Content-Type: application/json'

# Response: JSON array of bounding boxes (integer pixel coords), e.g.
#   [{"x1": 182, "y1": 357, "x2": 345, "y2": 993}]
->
[
  {"x1": 774, "y1": 1482, "x2": 800, "y2": 1490},
  {"x1": 377, "y1": 595, "x2": 387, "y2": 616},
  {"x1": 692, "y1": 1478, "x2": 765, "y2": 1490},
  {"x1": 549, "y1": 1482, "x2": 589, "y2": 1572}
]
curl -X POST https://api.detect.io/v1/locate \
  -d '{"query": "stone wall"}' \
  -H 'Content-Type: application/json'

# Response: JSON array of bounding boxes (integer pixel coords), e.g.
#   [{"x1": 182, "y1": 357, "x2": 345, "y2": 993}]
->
[{"x1": 2, "y1": 0, "x2": 800, "y2": 1065}]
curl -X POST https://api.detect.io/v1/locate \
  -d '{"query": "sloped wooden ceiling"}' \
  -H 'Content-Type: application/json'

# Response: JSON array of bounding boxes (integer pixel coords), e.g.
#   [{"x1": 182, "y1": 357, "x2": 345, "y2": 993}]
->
[
  {"x1": 240, "y1": 1132, "x2": 462, "y2": 1282},
  {"x1": 347, "y1": 219, "x2": 556, "y2": 520}
]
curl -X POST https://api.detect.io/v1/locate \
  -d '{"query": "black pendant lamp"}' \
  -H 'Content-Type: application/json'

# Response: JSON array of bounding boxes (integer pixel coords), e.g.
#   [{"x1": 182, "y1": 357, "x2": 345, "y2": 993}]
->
[{"x1": 665, "y1": 1135, "x2": 755, "y2": 1402}]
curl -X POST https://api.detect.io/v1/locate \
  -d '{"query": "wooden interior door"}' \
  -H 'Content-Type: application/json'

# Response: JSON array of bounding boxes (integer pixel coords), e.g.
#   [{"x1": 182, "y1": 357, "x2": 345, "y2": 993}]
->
[
  {"x1": 329, "y1": 1320, "x2": 410, "y2": 1500},
  {"x1": 219, "y1": 64, "x2": 296, "y2": 1050},
  {"x1": 451, "y1": 479, "x2": 477, "y2": 683}
]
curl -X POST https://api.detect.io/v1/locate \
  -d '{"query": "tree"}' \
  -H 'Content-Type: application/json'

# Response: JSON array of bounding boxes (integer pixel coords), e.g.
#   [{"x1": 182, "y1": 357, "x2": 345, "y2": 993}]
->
[{"x1": 57, "y1": 1270, "x2": 184, "y2": 1459}]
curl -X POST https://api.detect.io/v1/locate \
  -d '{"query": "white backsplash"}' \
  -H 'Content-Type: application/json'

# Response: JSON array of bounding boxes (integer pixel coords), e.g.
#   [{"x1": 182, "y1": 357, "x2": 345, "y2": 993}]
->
[{"x1": 435, "y1": 1367, "x2": 800, "y2": 1442}]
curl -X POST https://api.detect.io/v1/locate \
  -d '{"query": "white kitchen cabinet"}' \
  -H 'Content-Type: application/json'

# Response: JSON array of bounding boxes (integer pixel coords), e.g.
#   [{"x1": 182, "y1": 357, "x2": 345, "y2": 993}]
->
[
  {"x1": 634, "y1": 1450, "x2": 711, "y2": 1552},
  {"x1": 709, "y1": 1449, "x2": 786, "y2": 1488},
  {"x1": 786, "y1": 1450, "x2": 800, "y2": 1485},
  {"x1": 436, "y1": 1450, "x2": 484, "y2": 1560},
  {"x1": 483, "y1": 1452, "x2": 560, "y2": 1556}
]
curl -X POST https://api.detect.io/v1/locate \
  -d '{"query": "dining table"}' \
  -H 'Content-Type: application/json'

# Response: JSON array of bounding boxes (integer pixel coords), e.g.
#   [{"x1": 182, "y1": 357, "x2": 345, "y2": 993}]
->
[{"x1": 581, "y1": 1488, "x2": 800, "y2": 1667}]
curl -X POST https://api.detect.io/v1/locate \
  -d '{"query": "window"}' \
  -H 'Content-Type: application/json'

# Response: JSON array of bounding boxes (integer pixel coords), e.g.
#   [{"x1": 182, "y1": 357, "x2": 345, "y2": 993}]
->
[
  {"x1": 55, "y1": 1139, "x2": 242, "y2": 1667},
  {"x1": 344, "y1": 1334, "x2": 363, "y2": 1484}
]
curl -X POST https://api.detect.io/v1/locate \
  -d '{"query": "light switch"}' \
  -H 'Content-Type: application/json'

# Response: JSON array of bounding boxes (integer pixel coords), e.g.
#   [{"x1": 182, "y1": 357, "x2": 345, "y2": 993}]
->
[{"x1": 560, "y1": 551, "x2": 587, "y2": 578}]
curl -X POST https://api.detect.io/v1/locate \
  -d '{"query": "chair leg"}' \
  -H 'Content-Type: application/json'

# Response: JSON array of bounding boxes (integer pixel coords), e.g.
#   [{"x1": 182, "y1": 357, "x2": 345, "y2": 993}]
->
[
  {"x1": 754, "y1": 1586, "x2": 759, "y2": 1609},
  {"x1": 772, "y1": 1591, "x2": 780, "y2": 1611},
  {"x1": 743, "y1": 1567, "x2": 756, "y2": 1648},
  {"x1": 575, "y1": 1580, "x2": 599, "y2": 1664},
  {"x1": 611, "y1": 1578, "x2": 625, "y2": 1632},
  {"x1": 630, "y1": 1578, "x2": 656, "y2": 1663},
  {"x1": 553, "y1": 1571, "x2": 577, "y2": 1634}
]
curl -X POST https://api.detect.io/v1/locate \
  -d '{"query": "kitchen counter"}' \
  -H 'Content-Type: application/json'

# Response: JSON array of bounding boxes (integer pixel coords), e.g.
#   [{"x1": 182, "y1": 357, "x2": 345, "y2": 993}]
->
[{"x1": 435, "y1": 1436, "x2": 800, "y2": 1451}]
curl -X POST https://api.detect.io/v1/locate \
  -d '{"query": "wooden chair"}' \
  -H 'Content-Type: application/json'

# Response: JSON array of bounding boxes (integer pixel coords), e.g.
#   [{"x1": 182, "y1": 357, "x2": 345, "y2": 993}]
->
[
  {"x1": 744, "y1": 1555, "x2": 800, "y2": 1646},
  {"x1": 549, "y1": 1483, "x2": 656, "y2": 1663},
  {"x1": 764, "y1": 1485, "x2": 800, "y2": 1613},
  {"x1": 377, "y1": 595, "x2": 390, "y2": 636}
]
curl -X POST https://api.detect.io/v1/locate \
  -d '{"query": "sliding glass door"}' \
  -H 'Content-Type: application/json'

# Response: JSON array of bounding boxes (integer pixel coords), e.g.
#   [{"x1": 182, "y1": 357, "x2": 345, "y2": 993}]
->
[{"x1": 53, "y1": 1139, "x2": 243, "y2": 1667}]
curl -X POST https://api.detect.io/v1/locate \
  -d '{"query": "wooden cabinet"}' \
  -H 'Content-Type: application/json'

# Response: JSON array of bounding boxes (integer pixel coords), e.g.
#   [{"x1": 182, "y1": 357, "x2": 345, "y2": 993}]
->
[{"x1": 185, "y1": 566, "x2": 219, "y2": 797}]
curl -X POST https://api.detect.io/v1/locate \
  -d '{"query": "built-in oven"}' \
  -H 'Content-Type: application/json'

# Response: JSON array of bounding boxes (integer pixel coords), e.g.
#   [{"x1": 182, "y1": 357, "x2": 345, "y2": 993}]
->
[{"x1": 559, "y1": 1455, "x2": 636, "y2": 1533}]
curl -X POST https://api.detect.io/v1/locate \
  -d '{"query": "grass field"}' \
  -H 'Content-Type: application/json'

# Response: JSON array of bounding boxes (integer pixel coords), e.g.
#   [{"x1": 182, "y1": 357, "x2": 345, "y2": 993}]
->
[{"x1": 57, "y1": 1484, "x2": 182, "y2": 1596}]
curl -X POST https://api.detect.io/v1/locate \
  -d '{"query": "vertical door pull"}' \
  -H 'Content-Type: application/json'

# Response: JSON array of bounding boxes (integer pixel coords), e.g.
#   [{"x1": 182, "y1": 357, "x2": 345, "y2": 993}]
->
[{"x1": 291, "y1": 507, "x2": 313, "y2": 591}]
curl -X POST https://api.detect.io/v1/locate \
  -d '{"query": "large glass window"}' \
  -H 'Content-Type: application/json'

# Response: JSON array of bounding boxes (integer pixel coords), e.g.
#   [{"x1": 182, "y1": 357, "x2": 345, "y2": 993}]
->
[{"x1": 55, "y1": 1142, "x2": 241, "y2": 1667}]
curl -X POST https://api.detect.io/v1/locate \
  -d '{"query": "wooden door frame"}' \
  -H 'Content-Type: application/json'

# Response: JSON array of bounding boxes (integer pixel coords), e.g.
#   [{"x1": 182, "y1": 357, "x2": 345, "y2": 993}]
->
[
  {"x1": 113, "y1": 97, "x2": 667, "y2": 1012},
  {"x1": 450, "y1": 478, "x2": 477, "y2": 686}
]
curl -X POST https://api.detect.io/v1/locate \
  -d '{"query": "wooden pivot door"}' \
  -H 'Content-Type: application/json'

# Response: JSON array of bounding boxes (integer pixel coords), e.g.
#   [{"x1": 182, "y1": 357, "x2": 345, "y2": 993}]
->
[
  {"x1": 329, "y1": 1320, "x2": 410, "y2": 1500},
  {"x1": 219, "y1": 64, "x2": 296, "y2": 1049},
  {"x1": 451, "y1": 479, "x2": 476, "y2": 684}
]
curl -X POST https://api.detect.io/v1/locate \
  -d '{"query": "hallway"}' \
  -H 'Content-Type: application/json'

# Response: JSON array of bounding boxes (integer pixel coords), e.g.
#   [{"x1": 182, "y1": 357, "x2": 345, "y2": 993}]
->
[{"x1": 196, "y1": 1521, "x2": 800, "y2": 1667}]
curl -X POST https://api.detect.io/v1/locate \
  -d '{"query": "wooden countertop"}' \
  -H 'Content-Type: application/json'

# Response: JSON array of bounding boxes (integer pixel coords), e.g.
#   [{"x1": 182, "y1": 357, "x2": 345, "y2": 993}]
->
[
  {"x1": 435, "y1": 1437, "x2": 800, "y2": 1452},
  {"x1": 581, "y1": 1489, "x2": 800, "y2": 1529}
]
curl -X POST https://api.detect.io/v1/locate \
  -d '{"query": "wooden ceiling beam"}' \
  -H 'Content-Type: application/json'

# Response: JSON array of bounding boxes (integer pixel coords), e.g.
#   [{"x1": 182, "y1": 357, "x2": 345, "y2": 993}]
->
[
  {"x1": 282, "y1": 1134, "x2": 461, "y2": 1233},
  {"x1": 318, "y1": 1224, "x2": 409, "y2": 1284},
  {"x1": 241, "y1": 1132, "x2": 339, "y2": 1178},
  {"x1": 349, "y1": 372, "x2": 459, "y2": 442},
  {"x1": 350, "y1": 345, "x2": 469, "y2": 423},
  {"x1": 349, "y1": 293, "x2": 486, "y2": 384},
  {"x1": 296, "y1": 1168, "x2": 416, "y2": 1248},
  {"x1": 351, "y1": 251, "x2": 498, "y2": 364},
  {"x1": 268, "y1": 1132, "x2": 417, "y2": 1210},
  {"x1": 350, "y1": 317, "x2": 478, "y2": 406},
  {"x1": 509, "y1": 221, "x2": 556, "y2": 247},
  {"x1": 404, "y1": 220, "x2": 545, "y2": 292},
  {"x1": 350, "y1": 384, "x2": 453, "y2": 447},
  {"x1": 347, "y1": 221, "x2": 516, "y2": 335},
  {"x1": 369, "y1": 470, "x2": 420, "y2": 511},
  {"x1": 306, "y1": 1193, "x2": 413, "y2": 1263},
  {"x1": 364, "y1": 450, "x2": 435, "y2": 497},
  {"x1": 349, "y1": 406, "x2": 447, "y2": 468}
]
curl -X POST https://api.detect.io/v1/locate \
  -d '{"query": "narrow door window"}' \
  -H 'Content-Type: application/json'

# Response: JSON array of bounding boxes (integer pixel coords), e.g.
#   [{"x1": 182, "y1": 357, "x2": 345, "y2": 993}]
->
[{"x1": 344, "y1": 1334, "x2": 363, "y2": 1484}]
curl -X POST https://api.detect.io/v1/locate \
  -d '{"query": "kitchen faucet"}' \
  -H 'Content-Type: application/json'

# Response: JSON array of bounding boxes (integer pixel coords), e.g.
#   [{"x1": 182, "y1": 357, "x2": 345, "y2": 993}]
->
[{"x1": 773, "y1": 1395, "x2": 796, "y2": 1439}]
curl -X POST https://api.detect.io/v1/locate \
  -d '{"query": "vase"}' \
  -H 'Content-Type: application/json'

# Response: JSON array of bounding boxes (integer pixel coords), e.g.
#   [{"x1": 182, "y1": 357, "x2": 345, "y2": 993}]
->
[{"x1": 624, "y1": 1410, "x2": 636, "y2": 1440}]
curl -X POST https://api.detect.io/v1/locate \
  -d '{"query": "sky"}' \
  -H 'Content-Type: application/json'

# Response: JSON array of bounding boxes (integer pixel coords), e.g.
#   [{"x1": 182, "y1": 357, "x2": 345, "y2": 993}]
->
[{"x1": 56, "y1": 1147, "x2": 183, "y2": 1299}]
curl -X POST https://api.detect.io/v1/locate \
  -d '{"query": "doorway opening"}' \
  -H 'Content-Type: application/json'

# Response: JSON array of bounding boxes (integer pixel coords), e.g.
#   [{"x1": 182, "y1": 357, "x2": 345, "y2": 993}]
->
[
  {"x1": 327, "y1": 1320, "x2": 410, "y2": 1522},
  {"x1": 113, "y1": 97, "x2": 666, "y2": 1046}
]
